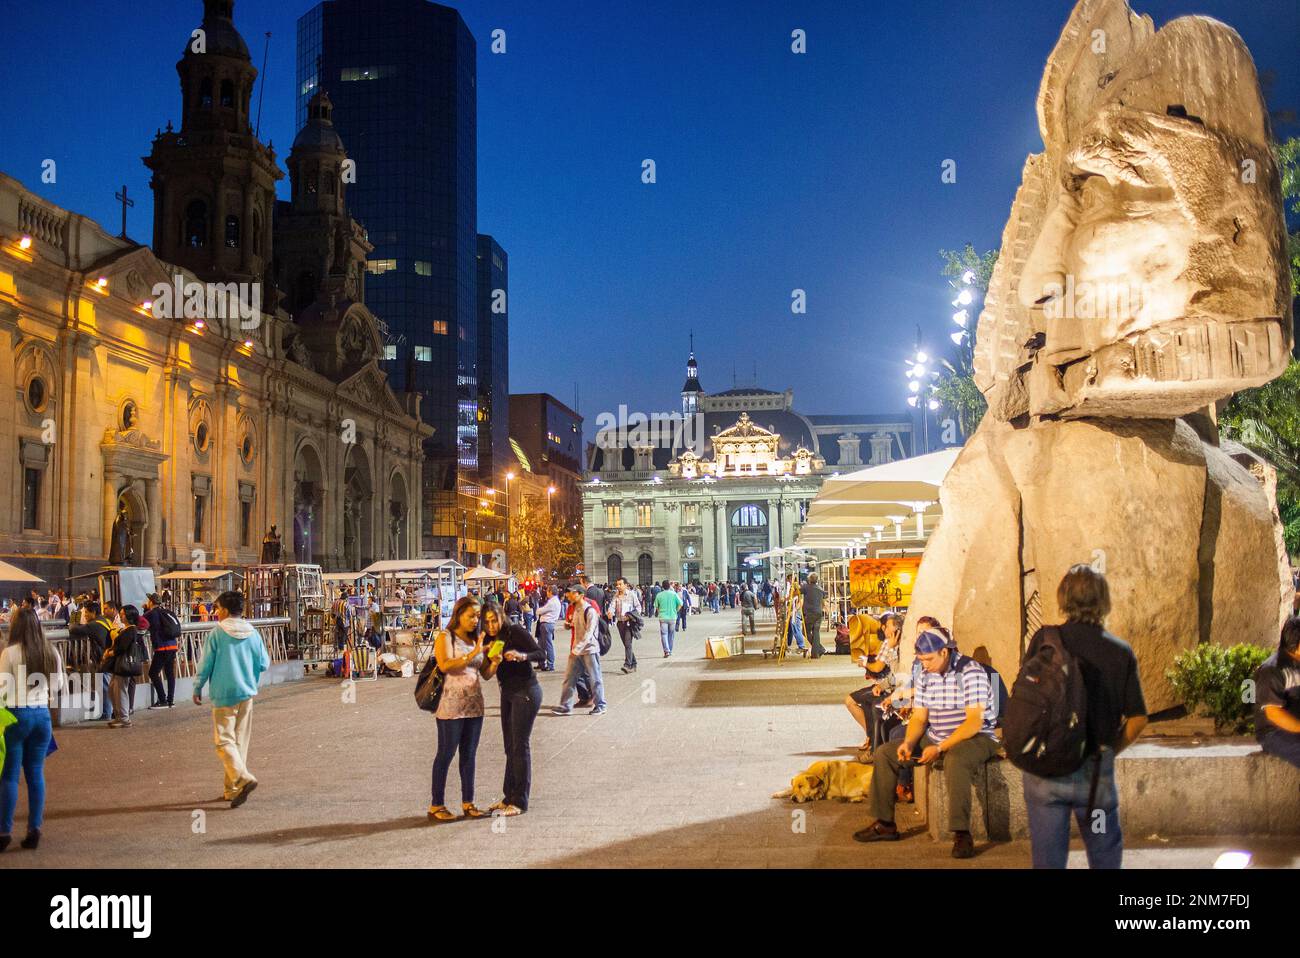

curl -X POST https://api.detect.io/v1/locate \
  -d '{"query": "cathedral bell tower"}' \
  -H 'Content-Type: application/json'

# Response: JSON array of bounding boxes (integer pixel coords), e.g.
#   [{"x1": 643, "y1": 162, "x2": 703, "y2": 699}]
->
[
  {"x1": 144, "y1": 0, "x2": 282, "y2": 288},
  {"x1": 276, "y1": 90, "x2": 372, "y2": 317}
]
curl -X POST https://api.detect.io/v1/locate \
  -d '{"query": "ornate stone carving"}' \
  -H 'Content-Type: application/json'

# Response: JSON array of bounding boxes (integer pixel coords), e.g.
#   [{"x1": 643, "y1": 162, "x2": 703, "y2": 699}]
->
[{"x1": 910, "y1": 0, "x2": 1294, "y2": 712}]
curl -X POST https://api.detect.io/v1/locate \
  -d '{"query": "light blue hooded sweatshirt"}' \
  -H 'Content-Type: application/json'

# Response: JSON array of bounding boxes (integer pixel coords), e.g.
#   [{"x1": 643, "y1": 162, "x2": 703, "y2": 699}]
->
[{"x1": 194, "y1": 617, "x2": 271, "y2": 708}]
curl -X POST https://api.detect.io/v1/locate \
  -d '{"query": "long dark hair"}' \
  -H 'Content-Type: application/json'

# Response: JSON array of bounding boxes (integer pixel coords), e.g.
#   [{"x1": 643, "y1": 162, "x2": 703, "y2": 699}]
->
[
  {"x1": 480, "y1": 601, "x2": 505, "y2": 636},
  {"x1": 447, "y1": 595, "x2": 481, "y2": 638},
  {"x1": 1279, "y1": 616, "x2": 1300, "y2": 660},
  {"x1": 7, "y1": 607, "x2": 57, "y2": 683}
]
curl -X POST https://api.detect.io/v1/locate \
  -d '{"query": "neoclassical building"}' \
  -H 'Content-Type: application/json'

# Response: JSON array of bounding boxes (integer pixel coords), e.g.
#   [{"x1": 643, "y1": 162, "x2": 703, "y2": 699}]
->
[
  {"x1": 583, "y1": 351, "x2": 913, "y2": 584},
  {"x1": 0, "y1": 0, "x2": 428, "y2": 583}
]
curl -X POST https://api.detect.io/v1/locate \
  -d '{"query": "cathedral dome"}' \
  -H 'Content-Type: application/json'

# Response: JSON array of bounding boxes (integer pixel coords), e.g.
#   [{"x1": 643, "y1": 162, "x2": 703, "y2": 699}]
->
[
  {"x1": 186, "y1": 1, "x2": 251, "y2": 60},
  {"x1": 293, "y1": 91, "x2": 345, "y2": 153}
]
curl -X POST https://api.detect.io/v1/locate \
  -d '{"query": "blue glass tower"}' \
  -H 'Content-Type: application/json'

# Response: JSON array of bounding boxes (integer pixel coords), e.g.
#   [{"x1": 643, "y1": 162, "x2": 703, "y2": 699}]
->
[{"x1": 297, "y1": 0, "x2": 477, "y2": 553}]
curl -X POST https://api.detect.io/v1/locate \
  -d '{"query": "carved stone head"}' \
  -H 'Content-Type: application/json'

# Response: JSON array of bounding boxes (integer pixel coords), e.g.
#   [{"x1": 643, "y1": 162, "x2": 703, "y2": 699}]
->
[{"x1": 974, "y1": 0, "x2": 1292, "y2": 421}]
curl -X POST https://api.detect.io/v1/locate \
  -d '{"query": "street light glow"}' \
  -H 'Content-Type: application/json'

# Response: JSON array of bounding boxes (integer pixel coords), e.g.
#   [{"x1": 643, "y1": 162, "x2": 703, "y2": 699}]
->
[
  {"x1": 961, "y1": 269, "x2": 976, "y2": 285},
  {"x1": 957, "y1": 289, "x2": 973, "y2": 305}
]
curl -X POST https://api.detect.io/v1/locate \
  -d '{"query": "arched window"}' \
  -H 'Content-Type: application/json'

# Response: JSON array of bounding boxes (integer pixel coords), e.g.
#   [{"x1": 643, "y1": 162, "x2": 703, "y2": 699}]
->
[
  {"x1": 637, "y1": 553, "x2": 653, "y2": 586},
  {"x1": 184, "y1": 200, "x2": 208, "y2": 248},
  {"x1": 225, "y1": 214, "x2": 240, "y2": 248},
  {"x1": 607, "y1": 553, "x2": 623, "y2": 584},
  {"x1": 731, "y1": 504, "x2": 767, "y2": 528},
  {"x1": 199, "y1": 77, "x2": 213, "y2": 109},
  {"x1": 220, "y1": 79, "x2": 234, "y2": 108}
]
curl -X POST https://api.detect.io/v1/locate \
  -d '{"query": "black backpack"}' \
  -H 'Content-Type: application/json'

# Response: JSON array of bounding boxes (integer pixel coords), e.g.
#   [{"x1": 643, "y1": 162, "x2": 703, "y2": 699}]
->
[
  {"x1": 594, "y1": 610, "x2": 613, "y2": 656},
  {"x1": 116, "y1": 630, "x2": 148, "y2": 677},
  {"x1": 159, "y1": 609, "x2": 182, "y2": 641},
  {"x1": 1002, "y1": 626, "x2": 1089, "y2": 777}
]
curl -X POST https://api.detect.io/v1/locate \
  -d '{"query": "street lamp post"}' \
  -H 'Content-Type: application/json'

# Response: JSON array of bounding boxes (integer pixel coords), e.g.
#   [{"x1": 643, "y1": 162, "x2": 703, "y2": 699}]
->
[{"x1": 547, "y1": 484, "x2": 556, "y2": 516}]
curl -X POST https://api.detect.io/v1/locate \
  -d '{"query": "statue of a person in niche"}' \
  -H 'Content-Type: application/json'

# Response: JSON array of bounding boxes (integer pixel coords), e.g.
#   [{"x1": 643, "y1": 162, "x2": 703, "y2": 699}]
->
[
  {"x1": 108, "y1": 503, "x2": 135, "y2": 566},
  {"x1": 261, "y1": 524, "x2": 282, "y2": 564},
  {"x1": 389, "y1": 503, "x2": 404, "y2": 558}
]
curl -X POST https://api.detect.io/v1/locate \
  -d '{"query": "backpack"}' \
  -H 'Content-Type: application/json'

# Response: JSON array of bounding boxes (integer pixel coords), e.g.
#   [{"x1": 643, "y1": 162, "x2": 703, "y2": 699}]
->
[
  {"x1": 116, "y1": 630, "x2": 148, "y2": 677},
  {"x1": 580, "y1": 599, "x2": 612, "y2": 656},
  {"x1": 1002, "y1": 626, "x2": 1089, "y2": 777},
  {"x1": 159, "y1": 609, "x2": 182, "y2": 641}
]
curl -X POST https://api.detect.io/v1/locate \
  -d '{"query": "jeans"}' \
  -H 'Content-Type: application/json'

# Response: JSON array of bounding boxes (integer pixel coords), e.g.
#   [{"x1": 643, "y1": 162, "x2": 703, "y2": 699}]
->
[
  {"x1": 1, "y1": 706, "x2": 51, "y2": 834},
  {"x1": 1022, "y1": 749, "x2": 1122, "y2": 869},
  {"x1": 659, "y1": 619, "x2": 676, "y2": 655},
  {"x1": 431, "y1": 715, "x2": 484, "y2": 806},
  {"x1": 677, "y1": 606, "x2": 688, "y2": 630},
  {"x1": 806, "y1": 612, "x2": 825, "y2": 657},
  {"x1": 523, "y1": 612, "x2": 535, "y2": 636},
  {"x1": 536, "y1": 622, "x2": 556, "y2": 670},
  {"x1": 868, "y1": 732, "x2": 999, "y2": 831},
  {"x1": 560, "y1": 652, "x2": 605, "y2": 709},
  {"x1": 149, "y1": 649, "x2": 177, "y2": 706},
  {"x1": 101, "y1": 672, "x2": 114, "y2": 720},
  {"x1": 787, "y1": 614, "x2": 805, "y2": 650},
  {"x1": 888, "y1": 723, "x2": 913, "y2": 790},
  {"x1": 1259, "y1": 729, "x2": 1300, "y2": 770},
  {"x1": 741, "y1": 608, "x2": 755, "y2": 634},
  {"x1": 617, "y1": 621, "x2": 637, "y2": 670},
  {"x1": 501, "y1": 682, "x2": 542, "y2": 810}
]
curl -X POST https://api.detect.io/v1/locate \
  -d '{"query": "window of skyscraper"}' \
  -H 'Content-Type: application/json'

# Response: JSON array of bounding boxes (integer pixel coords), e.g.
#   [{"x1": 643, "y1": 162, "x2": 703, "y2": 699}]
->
[
  {"x1": 433, "y1": 321, "x2": 448, "y2": 335},
  {"x1": 366, "y1": 259, "x2": 396, "y2": 275},
  {"x1": 415, "y1": 347, "x2": 432, "y2": 362},
  {"x1": 414, "y1": 261, "x2": 431, "y2": 276}
]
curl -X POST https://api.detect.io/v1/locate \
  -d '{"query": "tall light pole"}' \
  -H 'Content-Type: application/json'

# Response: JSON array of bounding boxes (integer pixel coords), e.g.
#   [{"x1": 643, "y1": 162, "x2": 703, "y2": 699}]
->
[
  {"x1": 905, "y1": 327, "x2": 939, "y2": 453},
  {"x1": 503, "y1": 471, "x2": 514, "y2": 569},
  {"x1": 547, "y1": 485, "x2": 556, "y2": 516}
]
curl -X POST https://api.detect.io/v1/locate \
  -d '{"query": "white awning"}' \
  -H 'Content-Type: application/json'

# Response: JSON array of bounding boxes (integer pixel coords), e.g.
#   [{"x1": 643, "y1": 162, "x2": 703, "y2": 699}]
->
[
  {"x1": 0, "y1": 560, "x2": 43, "y2": 583},
  {"x1": 157, "y1": 570, "x2": 242, "y2": 581},
  {"x1": 361, "y1": 559, "x2": 466, "y2": 575}
]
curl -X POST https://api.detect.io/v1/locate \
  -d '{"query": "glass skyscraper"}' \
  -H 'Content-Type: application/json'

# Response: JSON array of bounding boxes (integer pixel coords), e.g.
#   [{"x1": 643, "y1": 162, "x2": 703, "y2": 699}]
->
[
  {"x1": 297, "y1": 0, "x2": 477, "y2": 554},
  {"x1": 476, "y1": 234, "x2": 509, "y2": 487}
]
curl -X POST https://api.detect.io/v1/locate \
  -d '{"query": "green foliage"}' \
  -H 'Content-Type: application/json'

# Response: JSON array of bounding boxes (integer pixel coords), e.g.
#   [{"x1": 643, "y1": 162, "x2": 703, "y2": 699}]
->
[
  {"x1": 938, "y1": 244, "x2": 998, "y2": 293},
  {"x1": 1166, "y1": 643, "x2": 1271, "y2": 735},
  {"x1": 933, "y1": 246, "x2": 998, "y2": 437},
  {"x1": 1277, "y1": 137, "x2": 1300, "y2": 295}
]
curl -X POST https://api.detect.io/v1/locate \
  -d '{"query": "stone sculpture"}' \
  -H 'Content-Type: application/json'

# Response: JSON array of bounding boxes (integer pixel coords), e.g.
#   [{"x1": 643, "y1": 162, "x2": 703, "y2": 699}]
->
[
  {"x1": 260, "y1": 524, "x2": 281, "y2": 564},
  {"x1": 909, "y1": 0, "x2": 1294, "y2": 710},
  {"x1": 108, "y1": 503, "x2": 135, "y2": 566}
]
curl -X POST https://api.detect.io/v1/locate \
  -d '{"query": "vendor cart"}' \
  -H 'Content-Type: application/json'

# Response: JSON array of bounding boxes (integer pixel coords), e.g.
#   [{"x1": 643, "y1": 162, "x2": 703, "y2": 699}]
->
[{"x1": 361, "y1": 559, "x2": 466, "y2": 668}]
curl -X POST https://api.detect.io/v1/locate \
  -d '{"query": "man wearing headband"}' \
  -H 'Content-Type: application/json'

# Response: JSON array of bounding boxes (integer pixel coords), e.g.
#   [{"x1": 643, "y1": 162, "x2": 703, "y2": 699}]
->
[{"x1": 854, "y1": 628, "x2": 999, "y2": 858}]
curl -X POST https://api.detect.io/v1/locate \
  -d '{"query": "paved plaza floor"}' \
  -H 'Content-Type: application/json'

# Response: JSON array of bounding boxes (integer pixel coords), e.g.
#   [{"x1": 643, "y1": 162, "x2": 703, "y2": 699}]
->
[{"x1": 4, "y1": 607, "x2": 1296, "y2": 868}]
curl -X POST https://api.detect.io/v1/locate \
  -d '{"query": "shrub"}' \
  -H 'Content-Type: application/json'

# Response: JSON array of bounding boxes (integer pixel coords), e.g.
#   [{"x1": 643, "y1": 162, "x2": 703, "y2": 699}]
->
[{"x1": 1166, "y1": 643, "x2": 1272, "y2": 735}]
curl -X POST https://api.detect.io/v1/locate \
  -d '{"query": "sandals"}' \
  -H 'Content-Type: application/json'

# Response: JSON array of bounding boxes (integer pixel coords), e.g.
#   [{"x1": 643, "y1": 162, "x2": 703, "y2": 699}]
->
[
  {"x1": 427, "y1": 805, "x2": 457, "y2": 822},
  {"x1": 461, "y1": 803, "x2": 488, "y2": 819},
  {"x1": 497, "y1": 805, "x2": 523, "y2": 817}
]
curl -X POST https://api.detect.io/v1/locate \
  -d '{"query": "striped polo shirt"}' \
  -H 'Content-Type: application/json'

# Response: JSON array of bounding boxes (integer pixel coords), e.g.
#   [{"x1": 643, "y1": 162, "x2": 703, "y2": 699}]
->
[{"x1": 915, "y1": 654, "x2": 997, "y2": 743}]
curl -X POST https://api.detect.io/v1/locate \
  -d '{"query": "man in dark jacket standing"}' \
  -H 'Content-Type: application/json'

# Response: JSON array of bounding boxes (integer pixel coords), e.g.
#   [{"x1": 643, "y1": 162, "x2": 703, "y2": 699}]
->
[
  {"x1": 1020, "y1": 566, "x2": 1148, "y2": 869},
  {"x1": 801, "y1": 574, "x2": 827, "y2": 658},
  {"x1": 142, "y1": 593, "x2": 180, "y2": 710},
  {"x1": 71, "y1": 600, "x2": 115, "y2": 721}
]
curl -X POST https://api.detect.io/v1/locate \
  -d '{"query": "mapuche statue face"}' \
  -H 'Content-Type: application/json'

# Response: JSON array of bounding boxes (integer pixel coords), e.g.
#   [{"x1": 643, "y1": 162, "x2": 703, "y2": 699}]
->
[{"x1": 974, "y1": 1, "x2": 1292, "y2": 423}]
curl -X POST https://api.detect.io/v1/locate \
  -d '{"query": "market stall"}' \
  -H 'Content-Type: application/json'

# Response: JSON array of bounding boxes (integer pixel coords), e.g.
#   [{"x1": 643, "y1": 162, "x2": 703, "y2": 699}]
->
[
  {"x1": 156, "y1": 569, "x2": 243, "y2": 623},
  {"x1": 244, "y1": 563, "x2": 326, "y2": 664},
  {"x1": 360, "y1": 559, "x2": 466, "y2": 668}
]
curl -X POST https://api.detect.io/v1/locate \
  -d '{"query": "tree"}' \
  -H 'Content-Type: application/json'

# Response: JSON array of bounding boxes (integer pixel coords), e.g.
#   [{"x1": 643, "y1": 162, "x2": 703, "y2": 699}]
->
[
  {"x1": 1219, "y1": 136, "x2": 1300, "y2": 554},
  {"x1": 509, "y1": 505, "x2": 580, "y2": 580},
  {"x1": 932, "y1": 244, "x2": 998, "y2": 437}
]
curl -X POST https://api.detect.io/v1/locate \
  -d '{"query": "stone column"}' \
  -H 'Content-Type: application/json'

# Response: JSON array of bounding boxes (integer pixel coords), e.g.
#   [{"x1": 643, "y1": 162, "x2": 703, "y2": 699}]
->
[
  {"x1": 145, "y1": 478, "x2": 161, "y2": 568},
  {"x1": 715, "y1": 500, "x2": 729, "y2": 581},
  {"x1": 102, "y1": 470, "x2": 119, "y2": 562},
  {"x1": 766, "y1": 497, "x2": 779, "y2": 552},
  {"x1": 701, "y1": 500, "x2": 716, "y2": 580}
]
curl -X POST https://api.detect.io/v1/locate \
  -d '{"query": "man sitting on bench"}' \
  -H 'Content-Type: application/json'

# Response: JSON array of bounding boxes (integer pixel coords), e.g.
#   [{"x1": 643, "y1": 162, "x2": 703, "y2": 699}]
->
[{"x1": 853, "y1": 628, "x2": 999, "y2": 859}]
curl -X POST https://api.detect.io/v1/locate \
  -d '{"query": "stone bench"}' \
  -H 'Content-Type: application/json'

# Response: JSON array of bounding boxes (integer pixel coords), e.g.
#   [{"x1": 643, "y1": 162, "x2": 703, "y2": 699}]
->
[{"x1": 922, "y1": 741, "x2": 1300, "y2": 842}]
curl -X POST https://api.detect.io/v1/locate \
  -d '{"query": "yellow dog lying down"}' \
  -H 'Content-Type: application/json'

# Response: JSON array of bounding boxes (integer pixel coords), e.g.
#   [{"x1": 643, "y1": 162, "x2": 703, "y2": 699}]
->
[{"x1": 772, "y1": 760, "x2": 873, "y2": 803}]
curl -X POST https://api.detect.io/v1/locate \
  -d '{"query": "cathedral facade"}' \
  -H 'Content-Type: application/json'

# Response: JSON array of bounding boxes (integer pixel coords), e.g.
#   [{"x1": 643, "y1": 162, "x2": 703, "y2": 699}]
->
[
  {"x1": 582, "y1": 351, "x2": 914, "y2": 585},
  {"x1": 0, "y1": 0, "x2": 428, "y2": 583}
]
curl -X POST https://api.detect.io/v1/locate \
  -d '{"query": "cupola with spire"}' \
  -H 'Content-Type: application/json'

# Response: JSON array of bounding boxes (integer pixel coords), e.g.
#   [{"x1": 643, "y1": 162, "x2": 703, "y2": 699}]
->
[{"x1": 681, "y1": 335, "x2": 703, "y2": 416}]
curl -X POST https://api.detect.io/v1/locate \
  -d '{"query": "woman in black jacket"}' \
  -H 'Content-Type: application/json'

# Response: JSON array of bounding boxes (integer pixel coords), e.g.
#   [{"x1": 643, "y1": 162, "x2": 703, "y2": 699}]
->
[
  {"x1": 103, "y1": 605, "x2": 144, "y2": 729},
  {"x1": 481, "y1": 602, "x2": 545, "y2": 815}
]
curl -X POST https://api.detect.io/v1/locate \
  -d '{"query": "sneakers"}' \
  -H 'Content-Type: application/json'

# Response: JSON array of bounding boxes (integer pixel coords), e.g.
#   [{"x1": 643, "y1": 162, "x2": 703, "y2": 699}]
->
[
  {"x1": 550, "y1": 706, "x2": 572, "y2": 715},
  {"x1": 620, "y1": 666, "x2": 636, "y2": 674},
  {"x1": 951, "y1": 831, "x2": 976, "y2": 859},
  {"x1": 229, "y1": 779, "x2": 258, "y2": 809},
  {"x1": 589, "y1": 705, "x2": 607, "y2": 715},
  {"x1": 147, "y1": 703, "x2": 168, "y2": 710}
]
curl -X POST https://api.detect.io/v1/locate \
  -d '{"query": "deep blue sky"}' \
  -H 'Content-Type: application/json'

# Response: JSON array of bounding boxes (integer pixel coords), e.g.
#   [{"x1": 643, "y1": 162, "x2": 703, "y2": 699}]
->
[{"x1": 2, "y1": 0, "x2": 1297, "y2": 433}]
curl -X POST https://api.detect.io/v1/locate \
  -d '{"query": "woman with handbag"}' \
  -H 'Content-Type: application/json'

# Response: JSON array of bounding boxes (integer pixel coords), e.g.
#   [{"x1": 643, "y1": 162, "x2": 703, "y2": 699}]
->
[
  {"x1": 1, "y1": 608, "x2": 63, "y2": 852},
  {"x1": 481, "y1": 602, "x2": 545, "y2": 816},
  {"x1": 103, "y1": 604, "x2": 145, "y2": 729},
  {"x1": 427, "y1": 596, "x2": 501, "y2": 822}
]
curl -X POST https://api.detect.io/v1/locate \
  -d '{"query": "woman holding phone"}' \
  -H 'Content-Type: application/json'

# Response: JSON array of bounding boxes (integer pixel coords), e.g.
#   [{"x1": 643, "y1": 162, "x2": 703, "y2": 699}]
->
[
  {"x1": 481, "y1": 602, "x2": 546, "y2": 816},
  {"x1": 428, "y1": 596, "x2": 501, "y2": 822}
]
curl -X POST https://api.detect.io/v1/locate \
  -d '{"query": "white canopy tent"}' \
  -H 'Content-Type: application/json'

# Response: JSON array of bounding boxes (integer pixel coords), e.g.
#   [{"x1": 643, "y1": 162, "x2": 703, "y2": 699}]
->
[
  {"x1": 797, "y1": 449, "x2": 959, "y2": 549},
  {"x1": 0, "y1": 560, "x2": 43, "y2": 584}
]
